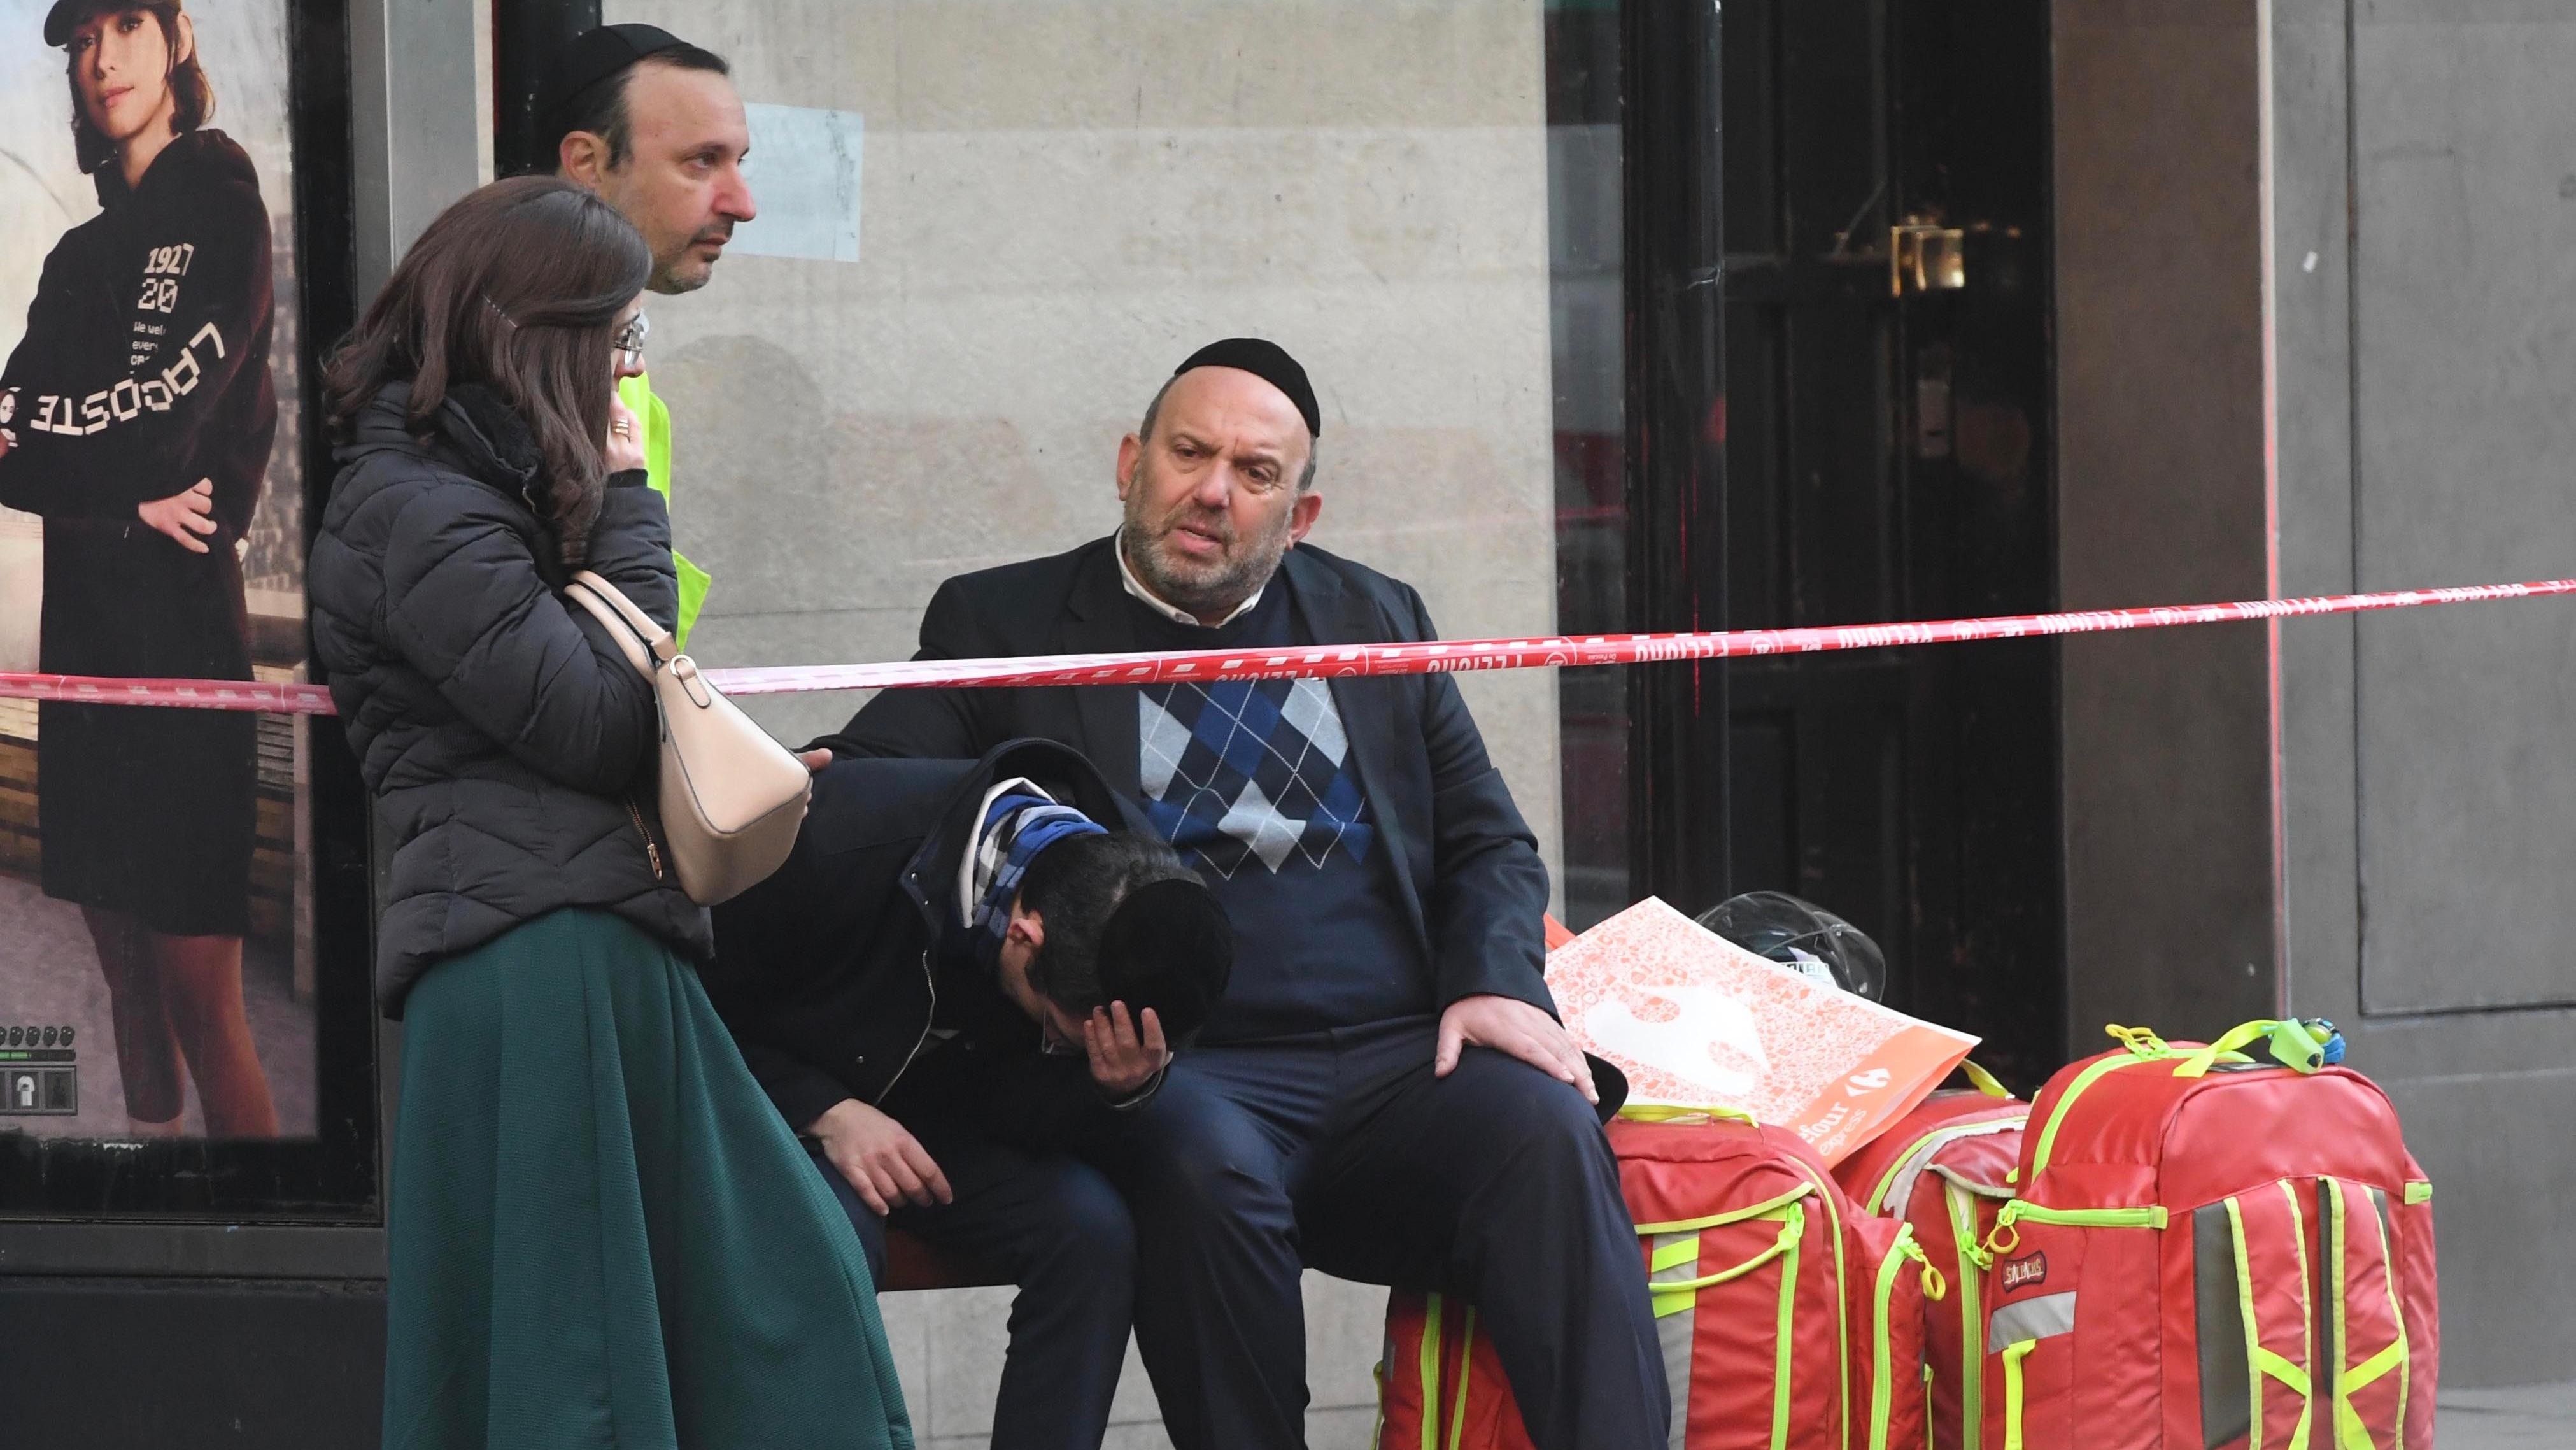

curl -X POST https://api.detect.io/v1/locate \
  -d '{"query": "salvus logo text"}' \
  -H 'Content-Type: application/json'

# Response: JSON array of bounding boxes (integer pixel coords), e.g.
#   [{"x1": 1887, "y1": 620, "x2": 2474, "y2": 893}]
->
[{"x1": 2001, "y1": 1251, "x2": 2049, "y2": 1292}]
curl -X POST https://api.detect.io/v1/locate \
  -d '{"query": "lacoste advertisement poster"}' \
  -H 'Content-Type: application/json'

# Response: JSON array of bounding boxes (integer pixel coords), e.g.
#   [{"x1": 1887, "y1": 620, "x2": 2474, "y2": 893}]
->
[{"x1": 0, "y1": 0, "x2": 315, "y2": 1140}]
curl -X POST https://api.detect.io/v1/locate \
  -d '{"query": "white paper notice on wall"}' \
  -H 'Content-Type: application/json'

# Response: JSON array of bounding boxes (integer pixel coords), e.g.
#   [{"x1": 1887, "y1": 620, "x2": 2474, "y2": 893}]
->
[{"x1": 732, "y1": 103, "x2": 863, "y2": 263}]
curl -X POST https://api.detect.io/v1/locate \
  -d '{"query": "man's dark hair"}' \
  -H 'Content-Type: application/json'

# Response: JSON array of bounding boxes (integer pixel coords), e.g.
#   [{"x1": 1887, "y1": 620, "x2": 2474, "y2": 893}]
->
[
  {"x1": 544, "y1": 45, "x2": 730, "y2": 174},
  {"x1": 322, "y1": 176, "x2": 651, "y2": 569},
  {"x1": 61, "y1": 3, "x2": 213, "y2": 176},
  {"x1": 1019, "y1": 832, "x2": 1230, "y2": 1044}
]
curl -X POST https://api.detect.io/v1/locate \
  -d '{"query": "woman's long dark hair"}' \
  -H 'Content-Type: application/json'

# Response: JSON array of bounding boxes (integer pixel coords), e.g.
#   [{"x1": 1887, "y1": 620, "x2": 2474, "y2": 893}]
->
[
  {"x1": 66, "y1": 3, "x2": 213, "y2": 176},
  {"x1": 323, "y1": 176, "x2": 649, "y2": 567}
]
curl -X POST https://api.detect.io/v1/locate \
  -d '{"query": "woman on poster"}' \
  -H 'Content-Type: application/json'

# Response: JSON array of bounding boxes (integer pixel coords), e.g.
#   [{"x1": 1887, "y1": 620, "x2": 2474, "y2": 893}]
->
[{"x1": 0, "y1": 0, "x2": 279, "y2": 1135}]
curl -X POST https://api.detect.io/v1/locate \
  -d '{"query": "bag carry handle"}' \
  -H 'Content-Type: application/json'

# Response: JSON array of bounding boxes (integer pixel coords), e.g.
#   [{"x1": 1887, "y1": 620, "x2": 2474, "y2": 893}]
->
[
  {"x1": 1646, "y1": 1201, "x2": 1808, "y2": 1295},
  {"x1": 1959, "y1": 1060, "x2": 2010, "y2": 1097},
  {"x1": 1618, "y1": 1102, "x2": 1760, "y2": 1128},
  {"x1": 2172, "y1": 1019, "x2": 2328, "y2": 1079},
  {"x1": 564, "y1": 570, "x2": 679, "y2": 675}
]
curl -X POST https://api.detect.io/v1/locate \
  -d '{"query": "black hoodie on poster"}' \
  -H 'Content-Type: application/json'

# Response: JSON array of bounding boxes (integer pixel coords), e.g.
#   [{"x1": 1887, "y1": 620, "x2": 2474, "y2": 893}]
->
[
  {"x1": 0, "y1": 128, "x2": 277, "y2": 540},
  {"x1": 0, "y1": 130, "x2": 276, "y2": 936}
]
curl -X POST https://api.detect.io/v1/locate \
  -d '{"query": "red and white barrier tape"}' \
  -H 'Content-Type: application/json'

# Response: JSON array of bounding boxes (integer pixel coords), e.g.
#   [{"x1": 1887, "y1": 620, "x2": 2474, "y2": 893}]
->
[{"x1": 6, "y1": 576, "x2": 2574, "y2": 716}]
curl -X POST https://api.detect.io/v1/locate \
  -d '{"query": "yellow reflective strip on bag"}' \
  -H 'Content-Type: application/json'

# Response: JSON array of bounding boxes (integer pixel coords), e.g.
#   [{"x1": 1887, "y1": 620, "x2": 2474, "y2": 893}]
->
[
  {"x1": 1619, "y1": 1102, "x2": 1760, "y2": 1128},
  {"x1": 1449, "y1": 1306, "x2": 1476, "y2": 1450},
  {"x1": 2004, "y1": 1200, "x2": 2168, "y2": 1230},
  {"x1": 2253, "y1": 1347, "x2": 2314, "y2": 1399},
  {"x1": 1654, "y1": 1209, "x2": 1804, "y2": 1295},
  {"x1": 1652, "y1": 1235, "x2": 1704, "y2": 1274},
  {"x1": 2402, "y1": 1181, "x2": 2431, "y2": 1206},
  {"x1": 2345, "y1": 1340, "x2": 2405, "y2": 1393},
  {"x1": 1986, "y1": 1197, "x2": 2167, "y2": 1256},
  {"x1": 2370, "y1": 1192, "x2": 2412, "y2": 1447},
  {"x1": 1950, "y1": 1185, "x2": 1987, "y2": 1450},
  {"x1": 2283, "y1": 1183, "x2": 2319, "y2": 1450},
  {"x1": 2226, "y1": 1198, "x2": 2271, "y2": 1449},
  {"x1": 2028, "y1": 1051, "x2": 2167, "y2": 1179},
  {"x1": 2323, "y1": 1180, "x2": 2387, "y2": 1450},
  {"x1": 1864, "y1": 1126, "x2": 1956, "y2": 1216},
  {"x1": 1868, "y1": 1225, "x2": 1922, "y2": 1450},
  {"x1": 1778, "y1": 1155, "x2": 1855, "y2": 1444},
  {"x1": 2327, "y1": 1183, "x2": 2356, "y2": 1450},
  {"x1": 2321, "y1": 1178, "x2": 2412, "y2": 1450},
  {"x1": 1419, "y1": 1293, "x2": 1445, "y2": 1450},
  {"x1": 1771, "y1": 1202, "x2": 1805, "y2": 1450},
  {"x1": 2000, "y1": 1339, "x2": 2037, "y2": 1450}
]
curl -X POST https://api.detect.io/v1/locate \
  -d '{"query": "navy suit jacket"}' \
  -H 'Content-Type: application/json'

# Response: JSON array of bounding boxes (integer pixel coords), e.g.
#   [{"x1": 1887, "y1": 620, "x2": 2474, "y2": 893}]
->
[
  {"x1": 705, "y1": 738, "x2": 1157, "y2": 1153},
  {"x1": 813, "y1": 536, "x2": 1557, "y2": 1023}
]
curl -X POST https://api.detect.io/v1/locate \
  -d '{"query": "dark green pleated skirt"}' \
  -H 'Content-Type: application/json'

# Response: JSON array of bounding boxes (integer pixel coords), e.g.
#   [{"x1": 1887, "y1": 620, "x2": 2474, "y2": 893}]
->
[{"x1": 384, "y1": 909, "x2": 914, "y2": 1450}]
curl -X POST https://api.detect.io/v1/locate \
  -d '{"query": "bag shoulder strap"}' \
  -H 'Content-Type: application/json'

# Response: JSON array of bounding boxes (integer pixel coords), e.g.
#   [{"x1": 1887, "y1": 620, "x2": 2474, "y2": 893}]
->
[{"x1": 563, "y1": 569, "x2": 670, "y2": 678}]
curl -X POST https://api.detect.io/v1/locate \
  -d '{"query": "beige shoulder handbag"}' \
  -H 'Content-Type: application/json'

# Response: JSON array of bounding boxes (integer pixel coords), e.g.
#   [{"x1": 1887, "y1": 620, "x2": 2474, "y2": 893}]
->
[{"x1": 563, "y1": 569, "x2": 810, "y2": 905}]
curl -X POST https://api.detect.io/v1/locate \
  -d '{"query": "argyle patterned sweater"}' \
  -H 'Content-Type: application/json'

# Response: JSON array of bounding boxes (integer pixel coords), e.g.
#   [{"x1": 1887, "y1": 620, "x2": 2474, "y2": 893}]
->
[{"x1": 1124, "y1": 585, "x2": 1429, "y2": 1041}]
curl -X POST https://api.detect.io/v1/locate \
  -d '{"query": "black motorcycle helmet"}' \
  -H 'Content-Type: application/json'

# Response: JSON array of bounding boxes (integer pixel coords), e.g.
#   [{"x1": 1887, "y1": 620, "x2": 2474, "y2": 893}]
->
[{"x1": 1694, "y1": 891, "x2": 1887, "y2": 1002}]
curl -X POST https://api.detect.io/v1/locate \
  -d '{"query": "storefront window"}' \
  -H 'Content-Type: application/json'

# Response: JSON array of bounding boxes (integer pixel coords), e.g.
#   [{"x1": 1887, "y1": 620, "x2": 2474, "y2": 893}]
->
[{"x1": 610, "y1": 0, "x2": 1604, "y2": 913}]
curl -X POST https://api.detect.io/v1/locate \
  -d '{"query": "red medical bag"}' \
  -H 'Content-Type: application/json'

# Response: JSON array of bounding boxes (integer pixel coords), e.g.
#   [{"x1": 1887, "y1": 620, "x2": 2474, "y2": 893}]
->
[
  {"x1": 1378, "y1": 1107, "x2": 1941, "y2": 1450},
  {"x1": 1833, "y1": 1071, "x2": 2027, "y2": 1450},
  {"x1": 1979, "y1": 1021, "x2": 2438, "y2": 1450}
]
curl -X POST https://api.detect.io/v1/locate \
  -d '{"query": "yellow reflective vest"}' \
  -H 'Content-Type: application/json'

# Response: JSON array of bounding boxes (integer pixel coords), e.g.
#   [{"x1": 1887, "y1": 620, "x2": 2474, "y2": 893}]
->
[{"x1": 617, "y1": 371, "x2": 710, "y2": 649}]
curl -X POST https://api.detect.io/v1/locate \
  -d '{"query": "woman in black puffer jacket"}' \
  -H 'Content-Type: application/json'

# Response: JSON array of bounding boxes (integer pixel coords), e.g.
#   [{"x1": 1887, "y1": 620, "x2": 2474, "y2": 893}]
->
[{"x1": 309, "y1": 176, "x2": 910, "y2": 1450}]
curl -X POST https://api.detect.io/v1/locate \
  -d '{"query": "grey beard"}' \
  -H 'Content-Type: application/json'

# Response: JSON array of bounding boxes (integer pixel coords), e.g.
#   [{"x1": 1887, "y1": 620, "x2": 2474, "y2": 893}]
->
[{"x1": 1124, "y1": 527, "x2": 1286, "y2": 623}]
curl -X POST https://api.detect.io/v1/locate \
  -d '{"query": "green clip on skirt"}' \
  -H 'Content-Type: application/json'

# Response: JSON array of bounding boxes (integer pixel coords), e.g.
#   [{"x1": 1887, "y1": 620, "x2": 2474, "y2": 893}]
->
[{"x1": 384, "y1": 909, "x2": 916, "y2": 1450}]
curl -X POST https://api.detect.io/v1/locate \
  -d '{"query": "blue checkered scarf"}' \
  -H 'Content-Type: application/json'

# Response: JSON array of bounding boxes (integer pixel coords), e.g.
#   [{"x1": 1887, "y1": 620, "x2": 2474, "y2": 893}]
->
[{"x1": 959, "y1": 778, "x2": 1107, "y2": 973}]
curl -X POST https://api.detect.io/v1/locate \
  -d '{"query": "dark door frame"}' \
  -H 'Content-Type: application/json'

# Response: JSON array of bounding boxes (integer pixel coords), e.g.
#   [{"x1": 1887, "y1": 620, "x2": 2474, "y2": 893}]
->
[
  {"x1": 1619, "y1": 0, "x2": 1730, "y2": 913},
  {"x1": 1614, "y1": 0, "x2": 2063, "y2": 1084}
]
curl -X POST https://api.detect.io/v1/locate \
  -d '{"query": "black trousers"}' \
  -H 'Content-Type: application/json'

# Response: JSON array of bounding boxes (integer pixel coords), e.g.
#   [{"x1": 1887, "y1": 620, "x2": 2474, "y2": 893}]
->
[
  {"x1": 1094, "y1": 1018, "x2": 1667, "y2": 1450},
  {"x1": 809, "y1": 1064, "x2": 1135, "y2": 1450}
]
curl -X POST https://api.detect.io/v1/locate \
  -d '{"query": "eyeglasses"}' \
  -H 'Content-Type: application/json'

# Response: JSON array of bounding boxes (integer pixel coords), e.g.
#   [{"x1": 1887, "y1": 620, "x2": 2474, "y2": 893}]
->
[{"x1": 613, "y1": 311, "x2": 649, "y2": 372}]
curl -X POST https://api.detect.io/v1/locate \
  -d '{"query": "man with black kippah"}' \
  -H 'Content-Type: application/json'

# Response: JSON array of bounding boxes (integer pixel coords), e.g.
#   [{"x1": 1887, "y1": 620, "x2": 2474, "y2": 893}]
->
[
  {"x1": 823, "y1": 343, "x2": 1667, "y2": 1450},
  {"x1": 527, "y1": 21, "x2": 757, "y2": 647},
  {"x1": 704, "y1": 737, "x2": 1233, "y2": 1450}
]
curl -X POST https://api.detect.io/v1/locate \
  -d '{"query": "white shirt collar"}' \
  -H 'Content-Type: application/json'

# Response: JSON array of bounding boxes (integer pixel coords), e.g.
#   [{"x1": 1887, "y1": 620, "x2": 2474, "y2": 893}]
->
[{"x1": 1114, "y1": 529, "x2": 1265, "y2": 628}]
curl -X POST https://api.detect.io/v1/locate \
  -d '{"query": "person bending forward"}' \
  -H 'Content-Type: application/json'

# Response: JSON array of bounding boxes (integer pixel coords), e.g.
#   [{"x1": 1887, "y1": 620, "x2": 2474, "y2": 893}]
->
[
  {"x1": 817, "y1": 338, "x2": 1667, "y2": 1450},
  {"x1": 707, "y1": 737, "x2": 1233, "y2": 1450}
]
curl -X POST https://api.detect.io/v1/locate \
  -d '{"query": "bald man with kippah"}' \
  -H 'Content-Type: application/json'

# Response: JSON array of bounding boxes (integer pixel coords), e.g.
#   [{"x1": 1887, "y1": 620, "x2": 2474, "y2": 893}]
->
[{"x1": 817, "y1": 340, "x2": 1669, "y2": 1450}]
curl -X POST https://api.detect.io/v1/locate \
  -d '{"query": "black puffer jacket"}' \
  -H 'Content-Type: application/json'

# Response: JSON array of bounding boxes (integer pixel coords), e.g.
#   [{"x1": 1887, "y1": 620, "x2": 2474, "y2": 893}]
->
[{"x1": 310, "y1": 383, "x2": 711, "y2": 1014}]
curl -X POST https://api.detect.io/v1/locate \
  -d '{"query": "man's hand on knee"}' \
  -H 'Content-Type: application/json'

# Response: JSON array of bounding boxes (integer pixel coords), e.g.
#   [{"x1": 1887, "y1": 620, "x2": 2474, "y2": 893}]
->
[
  {"x1": 1435, "y1": 994, "x2": 1599, "y2": 1105},
  {"x1": 809, "y1": 1098, "x2": 954, "y2": 1214}
]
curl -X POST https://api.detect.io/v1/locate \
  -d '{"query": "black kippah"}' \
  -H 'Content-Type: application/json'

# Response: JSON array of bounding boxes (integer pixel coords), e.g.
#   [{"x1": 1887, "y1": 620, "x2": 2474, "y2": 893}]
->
[
  {"x1": 536, "y1": 24, "x2": 690, "y2": 137},
  {"x1": 1094, "y1": 878, "x2": 1233, "y2": 1045},
  {"x1": 1174, "y1": 338, "x2": 1322, "y2": 438}
]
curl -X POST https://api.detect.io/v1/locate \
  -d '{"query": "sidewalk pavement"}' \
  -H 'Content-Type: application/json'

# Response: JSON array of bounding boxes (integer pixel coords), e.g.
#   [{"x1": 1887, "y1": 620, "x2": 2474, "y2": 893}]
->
[{"x1": 2437, "y1": 1381, "x2": 2576, "y2": 1449}]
